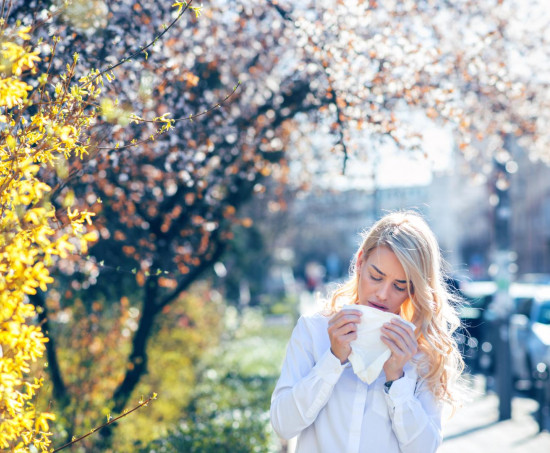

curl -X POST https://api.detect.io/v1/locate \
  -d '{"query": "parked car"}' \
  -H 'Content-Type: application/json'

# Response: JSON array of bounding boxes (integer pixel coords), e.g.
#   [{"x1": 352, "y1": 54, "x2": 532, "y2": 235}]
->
[
  {"x1": 526, "y1": 295, "x2": 550, "y2": 374},
  {"x1": 456, "y1": 280, "x2": 550, "y2": 380},
  {"x1": 509, "y1": 286, "x2": 550, "y2": 386},
  {"x1": 508, "y1": 283, "x2": 549, "y2": 383},
  {"x1": 455, "y1": 280, "x2": 496, "y2": 373}
]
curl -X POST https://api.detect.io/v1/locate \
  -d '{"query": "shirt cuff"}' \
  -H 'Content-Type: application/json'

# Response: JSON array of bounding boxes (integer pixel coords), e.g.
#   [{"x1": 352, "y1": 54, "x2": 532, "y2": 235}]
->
[
  {"x1": 384, "y1": 372, "x2": 416, "y2": 406},
  {"x1": 312, "y1": 348, "x2": 346, "y2": 386}
]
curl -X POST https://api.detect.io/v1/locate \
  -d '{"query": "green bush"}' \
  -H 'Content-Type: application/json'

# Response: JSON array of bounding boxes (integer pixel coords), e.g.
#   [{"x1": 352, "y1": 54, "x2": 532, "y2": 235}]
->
[
  {"x1": 140, "y1": 410, "x2": 273, "y2": 453},
  {"x1": 139, "y1": 307, "x2": 291, "y2": 452}
]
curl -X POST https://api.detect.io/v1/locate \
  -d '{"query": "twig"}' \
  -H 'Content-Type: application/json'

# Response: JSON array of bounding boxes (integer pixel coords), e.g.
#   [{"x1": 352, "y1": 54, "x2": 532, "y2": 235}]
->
[
  {"x1": 51, "y1": 394, "x2": 158, "y2": 452},
  {"x1": 94, "y1": 81, "x2": 241, "y2": 150},
  {"x1": 88, "y1": 0, "x2": 197, "y2": 87}
]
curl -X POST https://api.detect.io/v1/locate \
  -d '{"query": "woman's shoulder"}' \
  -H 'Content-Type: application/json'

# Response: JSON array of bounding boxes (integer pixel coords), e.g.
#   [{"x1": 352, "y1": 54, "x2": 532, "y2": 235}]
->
[
  {"x1": 288, "y1": 311, "x2": 333, "y2": 351},
  {"x1": 295, "y1": 309, "x2": 332, "y2": 332}
]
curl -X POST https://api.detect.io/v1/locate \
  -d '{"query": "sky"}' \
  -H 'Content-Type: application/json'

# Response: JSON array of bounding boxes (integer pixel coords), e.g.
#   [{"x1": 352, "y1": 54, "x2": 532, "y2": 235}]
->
[{"x1": 301, "y1": 111, "x2": 455, "y2": 192}]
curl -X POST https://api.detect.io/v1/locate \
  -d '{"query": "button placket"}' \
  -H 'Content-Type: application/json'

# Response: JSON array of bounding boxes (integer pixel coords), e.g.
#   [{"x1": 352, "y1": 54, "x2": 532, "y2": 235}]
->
[{"x1": 346, "y1": 379, "x2": 367, "y2": 453}]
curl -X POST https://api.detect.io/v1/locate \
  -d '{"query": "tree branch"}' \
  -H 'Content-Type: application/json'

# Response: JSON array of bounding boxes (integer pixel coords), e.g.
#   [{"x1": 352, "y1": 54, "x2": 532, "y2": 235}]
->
[
  {"x1": 159, "y1": 237, "x2": 227, "y2": 309},
  {"x1": 53, "y1": 394, "x2": 157, "y2": 452}
]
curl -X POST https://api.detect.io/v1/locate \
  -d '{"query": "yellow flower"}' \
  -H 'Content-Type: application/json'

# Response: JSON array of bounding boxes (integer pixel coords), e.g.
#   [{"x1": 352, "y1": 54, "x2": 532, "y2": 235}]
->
[
  {"x1": 16, "y1": 26, "x2": 32, "y2": 41},
  {"x1": 0, "y1": 77, "x2": 32, "y2": 108},
  {"x1": 35, "y1": 412, "x2": 55, "y2": 433}
]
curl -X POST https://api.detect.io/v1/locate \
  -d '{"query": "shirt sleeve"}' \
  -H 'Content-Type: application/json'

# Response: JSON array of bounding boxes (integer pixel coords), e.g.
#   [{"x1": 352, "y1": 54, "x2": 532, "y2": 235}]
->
[
  {"x1": 383, "y1": 372, "x2": 443, "y2": 453},
  {"x1": 270, "y1": 315, "x2": 346, "y2": 440}
]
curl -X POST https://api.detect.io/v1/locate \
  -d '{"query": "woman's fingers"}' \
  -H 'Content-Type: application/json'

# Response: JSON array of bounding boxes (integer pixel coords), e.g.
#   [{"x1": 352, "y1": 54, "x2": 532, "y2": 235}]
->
[
  {"x1": 381, "y1": 334, "x2": 410, "y2": 358},
  {"x1": 331, "y1": 322, "x2": 358, "y2": 337},
  {"x1": 381, "y1": 332, "x2": 416, "y2": 358},
  {"x1": 328, "y1": 310, "x2": 361, "y2": 341},
  {"x1": 385, "y1": 320, "x2": 416, "y2": 345},
  {"x1": 328, "y1": 309, "x2": 362, "y2": 363},
  {"x1": 328, "y1": 310, "x2": 362, "y2": 329},
  {"x1": 381, "y1": 318, "x2": 417, "y2": 381},
  {"x1": 332, "y1": 328, "x2": 358, "y2": 348},
  {"x1": 381, "y1": 320, "x2": 417, "y2": 356}
]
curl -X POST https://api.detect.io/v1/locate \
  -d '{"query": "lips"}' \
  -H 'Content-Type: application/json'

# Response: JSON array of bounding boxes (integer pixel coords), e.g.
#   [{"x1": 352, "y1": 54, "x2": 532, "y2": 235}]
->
[{"x1": 368, "y1": 301, "x2": 387, "y2": 311}]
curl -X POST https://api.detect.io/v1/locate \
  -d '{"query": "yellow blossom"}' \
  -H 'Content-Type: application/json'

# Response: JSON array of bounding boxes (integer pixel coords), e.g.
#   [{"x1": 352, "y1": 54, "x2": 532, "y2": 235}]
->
[
  {"x1": 0, "y1": 77, "x2": 32, "y2": 108},
  {"x1": 0, "y1": 23, "x2": 97, "y2": 450}
]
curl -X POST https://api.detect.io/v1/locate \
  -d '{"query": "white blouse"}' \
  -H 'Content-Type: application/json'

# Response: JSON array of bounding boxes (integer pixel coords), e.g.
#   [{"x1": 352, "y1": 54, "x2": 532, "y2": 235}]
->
[{"x1": 270, "y1": 312, "x2": 443, "y2": 453}]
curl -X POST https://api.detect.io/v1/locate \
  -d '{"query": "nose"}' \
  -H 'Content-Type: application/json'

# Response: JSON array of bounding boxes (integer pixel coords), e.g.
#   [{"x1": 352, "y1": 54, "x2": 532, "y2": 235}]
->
[{"x1": 376, "y1": 282, "x2": 391, "y2": 301}]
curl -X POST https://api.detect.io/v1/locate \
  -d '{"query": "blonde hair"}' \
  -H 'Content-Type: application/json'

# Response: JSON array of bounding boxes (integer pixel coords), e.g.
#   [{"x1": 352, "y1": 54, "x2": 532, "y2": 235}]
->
[{"x1": 329, "y1": 211, "x2": 464, "y2": 409}]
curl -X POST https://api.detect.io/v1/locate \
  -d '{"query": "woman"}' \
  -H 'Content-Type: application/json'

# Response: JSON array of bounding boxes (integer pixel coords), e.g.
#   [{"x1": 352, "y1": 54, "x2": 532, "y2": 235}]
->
[{"x1": 270, "y1": 211, "x2": 465, "y2": 453}]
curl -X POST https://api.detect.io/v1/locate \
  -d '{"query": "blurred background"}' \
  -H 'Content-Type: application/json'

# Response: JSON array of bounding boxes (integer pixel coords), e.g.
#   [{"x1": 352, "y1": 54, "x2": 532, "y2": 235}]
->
[{"x1": 11, "y1": 0, "x2": 550, "y2": 451}]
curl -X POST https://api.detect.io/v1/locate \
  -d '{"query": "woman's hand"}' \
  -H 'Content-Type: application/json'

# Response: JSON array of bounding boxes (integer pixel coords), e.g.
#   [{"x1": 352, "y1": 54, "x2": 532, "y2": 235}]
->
[
  {"x1": 381, "y1": 318, "x2": 418, "y2": 381},
  {"x1": 327, "y1": 309, "x2": 362, "y2": 364}
]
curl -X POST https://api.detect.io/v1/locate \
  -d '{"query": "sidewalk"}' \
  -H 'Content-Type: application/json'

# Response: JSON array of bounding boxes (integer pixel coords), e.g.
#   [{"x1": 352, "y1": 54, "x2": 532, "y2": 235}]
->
[{"x1": 440, "y1": 376, "x2": 550, "y2": 453}]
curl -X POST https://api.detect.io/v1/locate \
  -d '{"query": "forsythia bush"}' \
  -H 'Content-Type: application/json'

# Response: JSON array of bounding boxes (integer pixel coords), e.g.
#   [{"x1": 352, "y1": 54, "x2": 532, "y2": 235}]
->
[
  {"x1": 0, "y1": 1, "x2": 202, "y2": 450},
  {"x1": 0, "y1": 22, "x2": 98, "y2": 451}
]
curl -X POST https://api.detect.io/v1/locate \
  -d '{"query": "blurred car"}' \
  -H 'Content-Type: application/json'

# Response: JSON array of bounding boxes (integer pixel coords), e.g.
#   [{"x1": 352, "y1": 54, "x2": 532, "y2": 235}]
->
[
  {"x1": 526, "y1": 295, "x2": 550, "y2": 374},
  {"x1": 509, "y1": 286, "x2": 550, "y2": 387},
  {"x1": 525, "y1": 294, "x2": 550, "y2": 427},
  {"x1": 508, "y1": 283, "x2": 549, "y2": 383},
  {"x1": 455, "y1": 280, "x2": 496, "y2": 373},
  {"x1": 456, "y1": 280, "x2": 550, "y2": 380}
]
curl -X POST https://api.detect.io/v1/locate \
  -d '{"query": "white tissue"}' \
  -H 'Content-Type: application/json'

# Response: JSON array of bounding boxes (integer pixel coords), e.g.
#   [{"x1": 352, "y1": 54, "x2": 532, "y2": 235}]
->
[{"x1": 343, "y1": 304, "x2": 416, "y2": 384}]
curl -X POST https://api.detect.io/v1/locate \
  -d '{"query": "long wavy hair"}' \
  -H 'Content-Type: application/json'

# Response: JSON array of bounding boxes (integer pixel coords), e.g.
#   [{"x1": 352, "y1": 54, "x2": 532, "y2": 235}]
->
[{"x1": 328, "y1": 211, "x2": 465, "y2": 408}]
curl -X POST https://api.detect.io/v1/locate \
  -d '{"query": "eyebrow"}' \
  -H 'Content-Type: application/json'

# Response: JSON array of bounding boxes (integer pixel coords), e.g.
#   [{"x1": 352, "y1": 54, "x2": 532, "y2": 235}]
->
[{"x1": 370, "y1": 264, "x2": 407, "y2": 284}]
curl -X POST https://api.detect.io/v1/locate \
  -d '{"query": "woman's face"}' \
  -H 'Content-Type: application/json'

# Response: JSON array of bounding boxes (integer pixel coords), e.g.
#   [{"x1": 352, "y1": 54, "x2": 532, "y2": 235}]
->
[{"x1": 357, "y1": 245, "x2": 410, "y2": 314}]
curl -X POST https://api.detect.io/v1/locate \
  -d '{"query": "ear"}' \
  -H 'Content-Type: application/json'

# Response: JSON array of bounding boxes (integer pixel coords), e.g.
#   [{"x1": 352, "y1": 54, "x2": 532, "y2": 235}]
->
[{"x1": 356, "y1": 250, "x2": 364, "y2": 271}]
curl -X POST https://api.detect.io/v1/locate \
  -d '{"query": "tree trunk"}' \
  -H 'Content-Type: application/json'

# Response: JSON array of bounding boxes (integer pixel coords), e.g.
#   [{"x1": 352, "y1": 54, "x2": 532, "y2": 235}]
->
[
  {"x1": 98, "y1": 240, "x2": 227, "y2": 445},
  {"x1": 30, "y1": 292, "x2": 70, "y2": 408},
  {"x1": 113, "y1": 276, "x2": 160, "y2": 413},
  {"x1": 97, "y1": 276, "x2": 160, "y2": 445}
]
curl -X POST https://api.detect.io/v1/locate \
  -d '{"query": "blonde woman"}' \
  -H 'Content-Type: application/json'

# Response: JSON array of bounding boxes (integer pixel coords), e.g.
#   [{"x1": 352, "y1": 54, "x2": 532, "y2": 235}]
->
[{"x1": 271, "y1": 211, "x2": 464, "y2": 453}]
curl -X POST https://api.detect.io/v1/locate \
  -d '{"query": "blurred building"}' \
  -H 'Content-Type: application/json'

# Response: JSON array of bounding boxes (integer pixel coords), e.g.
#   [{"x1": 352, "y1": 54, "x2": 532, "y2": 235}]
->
[
  {"x1": 426, "y1": 159, "x2": 492, "y2": 278},
  {"x1": 427, "y1": 143, "x2": 550, "y2": 280},
  {"x1": 285, "y1": 183, "x2": 465, "y2": 280},
  {"x1": 280, "y1": 146, "x2": 550, "y2": 284},
  {"x1": 284, "y1": 186, "x2": 432, "y2": 281},
  {"x1": 509, "y1": 148, "x2": 550, "y2": 275}
]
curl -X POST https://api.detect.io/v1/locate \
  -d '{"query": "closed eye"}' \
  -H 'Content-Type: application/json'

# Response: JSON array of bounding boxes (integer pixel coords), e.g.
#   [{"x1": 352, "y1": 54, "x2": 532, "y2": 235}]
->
[
  {"x1": 369, "y1": 274, "x2": 382, "y2": 282},
  {"x1": 393, "y1": 283, "x2": 406, "y2": 292}
]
